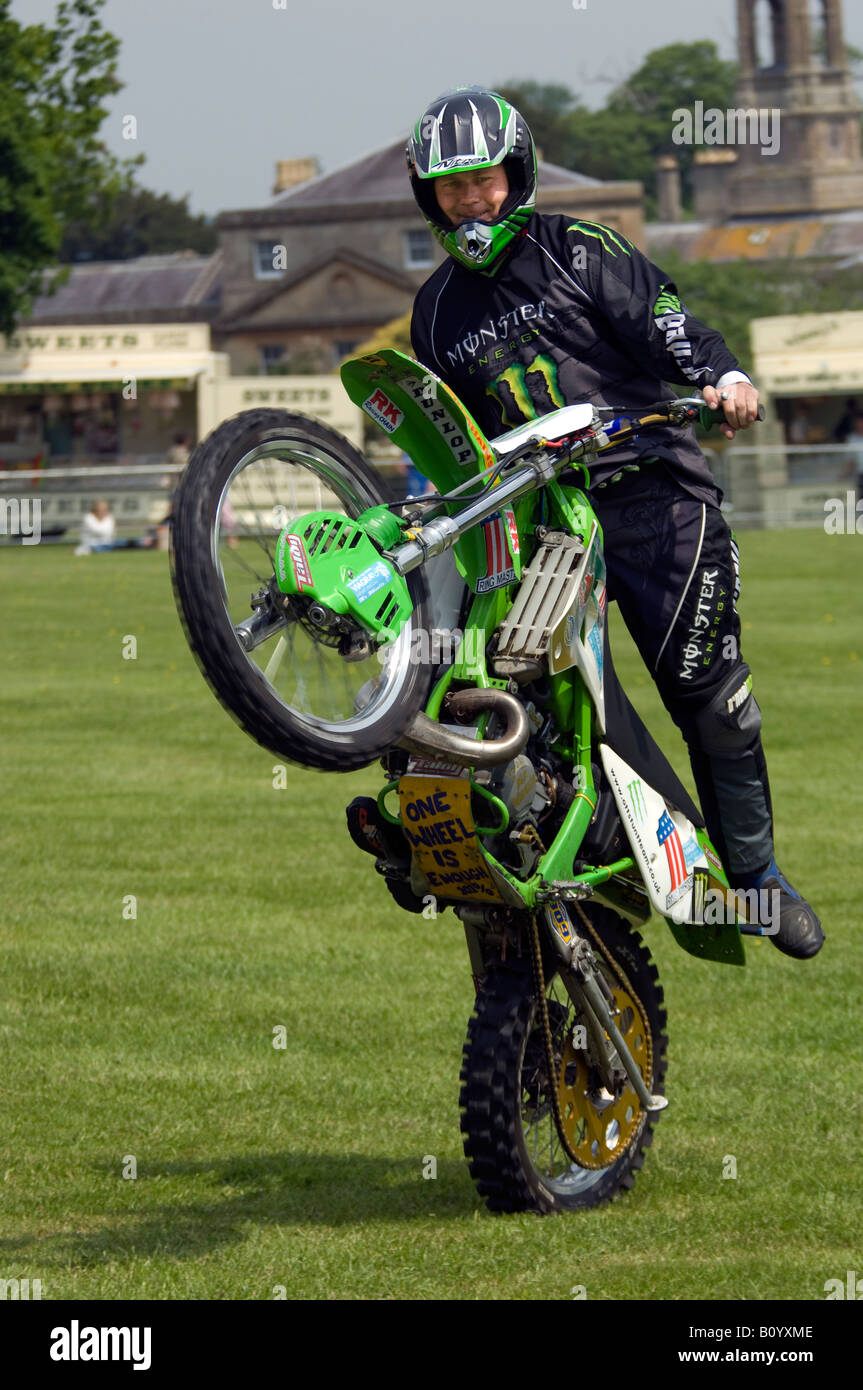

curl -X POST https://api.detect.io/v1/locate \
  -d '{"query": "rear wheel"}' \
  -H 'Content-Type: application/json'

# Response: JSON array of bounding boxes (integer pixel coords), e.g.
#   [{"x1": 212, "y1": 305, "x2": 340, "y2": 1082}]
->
[
  {"x1": 459, "y1": 906, "x2": 667, "y2": 1213},
  {"x1": 170, "y1": 409, "x2": 431, "y2": 771}
]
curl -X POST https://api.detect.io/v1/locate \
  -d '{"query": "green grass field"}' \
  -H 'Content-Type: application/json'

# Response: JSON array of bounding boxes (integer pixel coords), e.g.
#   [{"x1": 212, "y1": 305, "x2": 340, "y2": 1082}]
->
[{"x1": 0, "y1": 531, "x2": 860, "y2": 1301}]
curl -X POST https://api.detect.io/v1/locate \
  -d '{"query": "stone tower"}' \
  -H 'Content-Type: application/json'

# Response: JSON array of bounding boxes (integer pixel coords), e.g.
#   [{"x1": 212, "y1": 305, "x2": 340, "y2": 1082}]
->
[{"x1": 728, "y1": 0, "x2": 863, "y2": 215}]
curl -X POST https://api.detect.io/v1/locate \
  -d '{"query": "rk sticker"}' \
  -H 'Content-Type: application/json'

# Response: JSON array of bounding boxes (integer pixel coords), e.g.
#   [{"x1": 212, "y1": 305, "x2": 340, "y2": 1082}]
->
[
  {"x1": 363, "y1": 388, "x2": 404, "y2": 433},
  {"x1": 397, "y1": 775, "x2": 504, "y2": 903}
]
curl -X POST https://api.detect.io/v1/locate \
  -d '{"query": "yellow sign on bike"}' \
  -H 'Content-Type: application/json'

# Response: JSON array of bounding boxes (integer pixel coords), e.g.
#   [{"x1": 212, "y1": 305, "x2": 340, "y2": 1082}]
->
[{"x1": 397, "y1": 775, "x2": 504, "y2": 904}]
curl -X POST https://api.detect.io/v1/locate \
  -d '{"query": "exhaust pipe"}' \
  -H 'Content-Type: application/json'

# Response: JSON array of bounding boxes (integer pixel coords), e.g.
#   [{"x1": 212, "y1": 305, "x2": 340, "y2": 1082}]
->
[{"x1": 398, "y1": 687, "x2": 530, "y2": 769}]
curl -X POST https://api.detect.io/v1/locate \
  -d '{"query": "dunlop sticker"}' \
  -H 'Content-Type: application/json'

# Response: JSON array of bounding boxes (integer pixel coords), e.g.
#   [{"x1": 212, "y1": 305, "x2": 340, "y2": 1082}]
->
[{"x1": 397, "y1": 775, "x2": 504, "y2": 903}]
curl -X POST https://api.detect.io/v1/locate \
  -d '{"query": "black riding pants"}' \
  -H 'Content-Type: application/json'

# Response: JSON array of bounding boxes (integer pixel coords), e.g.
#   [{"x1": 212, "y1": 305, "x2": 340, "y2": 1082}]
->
[{"x1": 589, "y1": 463, "x2": 774, "y2": 879}]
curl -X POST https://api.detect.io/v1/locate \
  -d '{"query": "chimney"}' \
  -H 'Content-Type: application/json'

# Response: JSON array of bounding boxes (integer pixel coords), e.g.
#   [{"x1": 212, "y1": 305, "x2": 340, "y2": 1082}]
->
[
  {"x1": 692, "y1": 149, "x2": 737, "y2": 223},
  {"x1": 655, "y1": 154, "x2": 682, "y2": 223},
  {"x1": 273, "y1": 157, "x2": 319, "y2": 196}
]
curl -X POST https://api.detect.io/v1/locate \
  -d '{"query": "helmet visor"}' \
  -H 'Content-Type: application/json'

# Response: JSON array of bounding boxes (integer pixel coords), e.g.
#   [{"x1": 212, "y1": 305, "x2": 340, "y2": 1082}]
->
[{"x1": 411, "y1": 94, "x2": 517, "y2": 178}]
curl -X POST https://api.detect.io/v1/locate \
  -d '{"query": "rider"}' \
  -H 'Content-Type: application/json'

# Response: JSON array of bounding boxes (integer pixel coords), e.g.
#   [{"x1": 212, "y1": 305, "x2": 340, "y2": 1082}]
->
[{"x1": 401, "y1": 85, "x2": 822, "y2": 960}]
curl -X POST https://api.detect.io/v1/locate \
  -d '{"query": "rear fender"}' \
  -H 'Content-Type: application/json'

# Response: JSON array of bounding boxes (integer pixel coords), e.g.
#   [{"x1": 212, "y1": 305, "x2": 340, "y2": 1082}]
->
[{"x1": 599, "y1": 744, "x2": 745, "y2": 964}]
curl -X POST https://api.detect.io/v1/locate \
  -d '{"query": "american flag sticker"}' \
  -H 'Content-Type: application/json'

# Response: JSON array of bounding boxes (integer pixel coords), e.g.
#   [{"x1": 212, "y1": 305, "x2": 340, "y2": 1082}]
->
[
  {"x1": 657, "y1": 810, "x2": 687, "y2": 892},
  {"x1": 476, "y1": 512, "x2": 517, "y2": 593}
]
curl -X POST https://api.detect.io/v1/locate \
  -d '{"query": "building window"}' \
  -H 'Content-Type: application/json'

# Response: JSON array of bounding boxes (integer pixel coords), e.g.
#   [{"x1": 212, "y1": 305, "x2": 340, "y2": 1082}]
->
[
  {"x1": 253, "y1": 240, "x2": 286, "y2": 279},
  {"x1": 403, "y1": 228, "x2": 434, "y2": 269},
  {"x1": 334, "y1": 340, "x2": 359, "y2": 364},
  {"x1": 259, "y1": 344, "x2": 285, "y2": 373}
]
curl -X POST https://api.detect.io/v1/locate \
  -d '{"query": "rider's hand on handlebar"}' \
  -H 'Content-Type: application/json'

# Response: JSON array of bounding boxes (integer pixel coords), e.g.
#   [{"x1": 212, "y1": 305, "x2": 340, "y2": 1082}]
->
[{"x1": 702, "y1": 382, "x2": 760, "y2": 441}]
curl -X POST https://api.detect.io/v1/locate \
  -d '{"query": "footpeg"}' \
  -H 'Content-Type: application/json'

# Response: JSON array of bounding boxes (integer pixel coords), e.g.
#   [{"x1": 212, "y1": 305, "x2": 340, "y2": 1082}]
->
[{"x1": 577, "y1": 959, "x2": 668, "y2": 1112}]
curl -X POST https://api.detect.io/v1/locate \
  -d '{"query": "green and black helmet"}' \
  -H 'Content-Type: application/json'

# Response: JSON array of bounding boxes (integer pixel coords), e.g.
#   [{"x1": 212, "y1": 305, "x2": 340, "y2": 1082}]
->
[{"x1": 407, "y1": 86, "x2": 537, "y2": 273}]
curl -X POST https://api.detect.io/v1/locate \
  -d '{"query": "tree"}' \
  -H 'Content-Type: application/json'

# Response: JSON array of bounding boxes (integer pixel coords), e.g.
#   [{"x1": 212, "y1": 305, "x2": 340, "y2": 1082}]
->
[
  {"x1": 495, "y1": 81, "x2": 586, "y2": 166},
  {"x1": 501, "y1": 42, "x2": 738, "y2": 210},
  {"x1": 659, "y1": 253, "x2": 863, "y2": 379},
  {"x1": 60, "y1": 185, "x2": 217, "y2": 262},
  {"x1": 345, "y1": 312, "x2": 413, "y2": 363},
  {"x1": 0, "y1": 0, "x2": 137, "y2": 335},
  {"x1": 261, "y1": 336, "x2": 333, "y2": 375}
]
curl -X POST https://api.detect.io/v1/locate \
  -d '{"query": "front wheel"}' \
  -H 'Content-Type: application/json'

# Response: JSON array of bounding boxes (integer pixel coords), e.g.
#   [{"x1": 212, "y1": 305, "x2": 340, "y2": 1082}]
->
[
  {"x1": 459, "y1": 906, "x2": 668, "y2": 1213},
  {"x1": 170, "y1": 409, "x2": 431, "y2": 772}
]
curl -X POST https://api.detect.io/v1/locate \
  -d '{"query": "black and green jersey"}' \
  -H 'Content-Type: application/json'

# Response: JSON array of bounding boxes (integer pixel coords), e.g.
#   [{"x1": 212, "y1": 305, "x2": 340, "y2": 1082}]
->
[{"x1": 410, "y1": 213, "x2": 743, "y2": 500}]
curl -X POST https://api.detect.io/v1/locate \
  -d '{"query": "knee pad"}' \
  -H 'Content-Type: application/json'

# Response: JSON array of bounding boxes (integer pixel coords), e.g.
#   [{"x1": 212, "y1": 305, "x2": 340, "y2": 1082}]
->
[{"x1": 690, "y1": 665, "x2": 762, "y2": 757}]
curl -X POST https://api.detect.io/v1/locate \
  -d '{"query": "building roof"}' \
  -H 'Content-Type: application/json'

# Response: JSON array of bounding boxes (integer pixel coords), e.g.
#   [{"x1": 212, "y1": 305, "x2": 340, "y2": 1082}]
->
[
  {"x1": 647, "y1": 212, "x2": 863, "y2": 265},
  {"x1": 269, "y1": 138, "x2": 601, "y2": 210},
  {"x1": 219, "y1": 247, "x2": 419, "y2": 331},
  {"x1": 28, "y1": 251, "x2": 221, "y2": 322}
]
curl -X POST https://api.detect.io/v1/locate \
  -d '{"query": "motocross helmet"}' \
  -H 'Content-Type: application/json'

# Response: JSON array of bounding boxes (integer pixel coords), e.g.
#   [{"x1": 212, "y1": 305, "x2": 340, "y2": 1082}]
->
[{"x1": 407, "y1": 87, "x2": 537, "y2": 274}]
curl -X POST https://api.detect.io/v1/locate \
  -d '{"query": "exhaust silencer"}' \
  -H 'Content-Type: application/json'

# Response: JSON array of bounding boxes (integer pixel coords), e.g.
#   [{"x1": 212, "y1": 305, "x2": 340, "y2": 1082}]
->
[{"x1": 398, "y1": 687, "x2": 530, "y2": 769}]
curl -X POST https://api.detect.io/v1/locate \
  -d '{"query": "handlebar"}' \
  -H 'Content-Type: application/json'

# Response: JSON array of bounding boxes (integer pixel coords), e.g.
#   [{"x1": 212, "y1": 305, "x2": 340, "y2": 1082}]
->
[
  {"x1": 583, "y1": 396, "x2": 765, "y2": 458},
  {"x1": 388, "y1": 394, "x2": 766, "y2": 572},
  {"x1": 697, "y1": 401, "x2": 766, "y2": 430},
  {"x1": 605, "y1": 397, "x2": 765, "y2": 436}
]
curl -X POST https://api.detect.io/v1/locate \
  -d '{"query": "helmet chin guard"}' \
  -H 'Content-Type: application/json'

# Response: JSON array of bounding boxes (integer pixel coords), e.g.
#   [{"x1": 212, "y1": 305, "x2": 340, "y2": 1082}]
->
[{"x1": 454, "y1": 221, "x2": 496, "y2": 266}]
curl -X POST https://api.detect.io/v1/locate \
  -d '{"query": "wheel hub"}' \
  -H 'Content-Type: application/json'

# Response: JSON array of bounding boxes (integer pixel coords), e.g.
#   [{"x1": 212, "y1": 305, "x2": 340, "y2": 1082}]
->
[{"x1": 557, "y1": 984, "x2": 650, "y2": 1170}]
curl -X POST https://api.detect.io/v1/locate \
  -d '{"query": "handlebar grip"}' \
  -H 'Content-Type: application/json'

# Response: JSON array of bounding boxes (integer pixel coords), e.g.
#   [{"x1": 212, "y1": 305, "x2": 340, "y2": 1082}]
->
[{"x1": 698, "y1": 402, "x2": 766, "y2": 430}]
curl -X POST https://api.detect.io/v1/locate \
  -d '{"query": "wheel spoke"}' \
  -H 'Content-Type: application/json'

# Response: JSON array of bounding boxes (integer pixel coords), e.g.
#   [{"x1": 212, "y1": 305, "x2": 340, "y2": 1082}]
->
[{"x1": 263, "y1": 633, "x2": 288, "y2": 684}]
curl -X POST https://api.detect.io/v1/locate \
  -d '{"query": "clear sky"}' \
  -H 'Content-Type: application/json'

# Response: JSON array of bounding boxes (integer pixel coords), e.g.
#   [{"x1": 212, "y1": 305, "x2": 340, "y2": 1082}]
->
[{"x1": 13, "y1": 0, "x2": 863, "y2": 216}]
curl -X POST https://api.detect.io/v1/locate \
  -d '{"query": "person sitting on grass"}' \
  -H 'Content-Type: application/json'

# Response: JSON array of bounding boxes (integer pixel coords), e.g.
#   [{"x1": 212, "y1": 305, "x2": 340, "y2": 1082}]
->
[
  {"x1": 75, "y1": 497, "x2": 169, "y2": 553},
  {"x1": 75, "y1": 499, "x2": 116, "y2": 554}
]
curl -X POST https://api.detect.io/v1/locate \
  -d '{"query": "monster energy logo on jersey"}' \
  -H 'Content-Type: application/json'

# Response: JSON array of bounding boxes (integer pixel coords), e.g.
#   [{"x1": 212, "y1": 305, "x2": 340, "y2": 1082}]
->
[
  {"x1": 652, "y1": 283, "x2": 705, "y2": 384},
  {"x1": 486, "y1": 352, "x2": 564, "y2": 427},
  {"x1": 654, "y1": 287, "x2": 682, "y2": 316},
  {"x1": 445, "y1": 300, "x2": 555, "y2": 368},
  {"x1": 567, "y1": 221, "x2": 632, "y2": 258}
]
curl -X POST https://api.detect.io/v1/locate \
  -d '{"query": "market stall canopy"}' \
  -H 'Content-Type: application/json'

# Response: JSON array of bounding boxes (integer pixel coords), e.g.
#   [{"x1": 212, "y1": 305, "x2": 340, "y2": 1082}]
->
[
  {"x1": 0, "y1": 355, "x2": 219, "y2": 393},
  {"x1": 751, "y1": 311, "x2": 863, "y2": 394},
  {"x1": 0, "y1": 322, "x2": 229, "y2": 393}
]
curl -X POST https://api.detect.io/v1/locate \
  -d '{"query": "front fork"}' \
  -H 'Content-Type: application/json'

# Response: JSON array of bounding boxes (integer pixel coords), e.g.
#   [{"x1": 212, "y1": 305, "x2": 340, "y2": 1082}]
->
[{"x1": 542, "y1": 903, "x2": 668, "y2": 1113}]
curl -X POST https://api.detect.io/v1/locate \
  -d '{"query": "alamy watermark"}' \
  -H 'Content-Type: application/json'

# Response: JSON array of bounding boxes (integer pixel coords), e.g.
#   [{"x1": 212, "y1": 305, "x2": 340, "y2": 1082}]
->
[
  {"x1": 50, "y1": 1323, "x2": 151, "y2": 1370},
  {"x1": 824, "y1": 492, "x2": 862, "y2": 534},
  {"x1": 377, "y1": 626, "x2": 486, "y2": 666},
  {"x1": 672, "y1": 101, "x2": 780, "y2": 157},
  {"x1": 694, "y1": 887, "x2": 780, "y2": 933},
  {"x1": 824, "y1": 1269, "x2": 863, "y2": 1299},
  {"x1": 1, "y1": 1277, "x2": 42, "y2": 1299},
  {"x1": 0, "y1": 497, "x2": 41, "y2": 545}
]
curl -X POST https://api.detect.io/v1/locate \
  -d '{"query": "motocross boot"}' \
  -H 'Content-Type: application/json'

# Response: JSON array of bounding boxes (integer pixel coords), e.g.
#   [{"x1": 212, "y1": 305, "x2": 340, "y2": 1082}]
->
[
  {"x1": 345, "y1": 797, "x2": 426, "y2": 915},
  {"x1": 733, "y1": 858, "x2": 824, "y2": 960},
  {"x1": 346, "y1": 796, "x2": 408, "y2": 863}
]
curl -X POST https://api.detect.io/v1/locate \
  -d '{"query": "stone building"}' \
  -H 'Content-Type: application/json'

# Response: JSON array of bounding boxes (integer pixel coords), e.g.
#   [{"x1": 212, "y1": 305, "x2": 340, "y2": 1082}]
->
[
  {"x1": 651, "y1": 0, "x2": 863, "y2": 242},
  {"x1": 213, "y1": 140, "x2": 643, "y2": 375},
  {"x1": 729, "y1": 0, "x2": 863, "y2": 217}
]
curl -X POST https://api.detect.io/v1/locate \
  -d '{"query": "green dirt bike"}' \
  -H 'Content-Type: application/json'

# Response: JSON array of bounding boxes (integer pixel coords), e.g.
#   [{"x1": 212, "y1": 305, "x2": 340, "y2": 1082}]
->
[{"x1": 170, "y1": 349, "x2": 766, "y2": 1215}]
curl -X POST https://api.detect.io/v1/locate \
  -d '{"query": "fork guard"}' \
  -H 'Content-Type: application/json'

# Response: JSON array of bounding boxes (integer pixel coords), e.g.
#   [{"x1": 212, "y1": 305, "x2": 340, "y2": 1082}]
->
[{"x1": 398, "y1": 687, "x2": 530, "y2": 769}]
